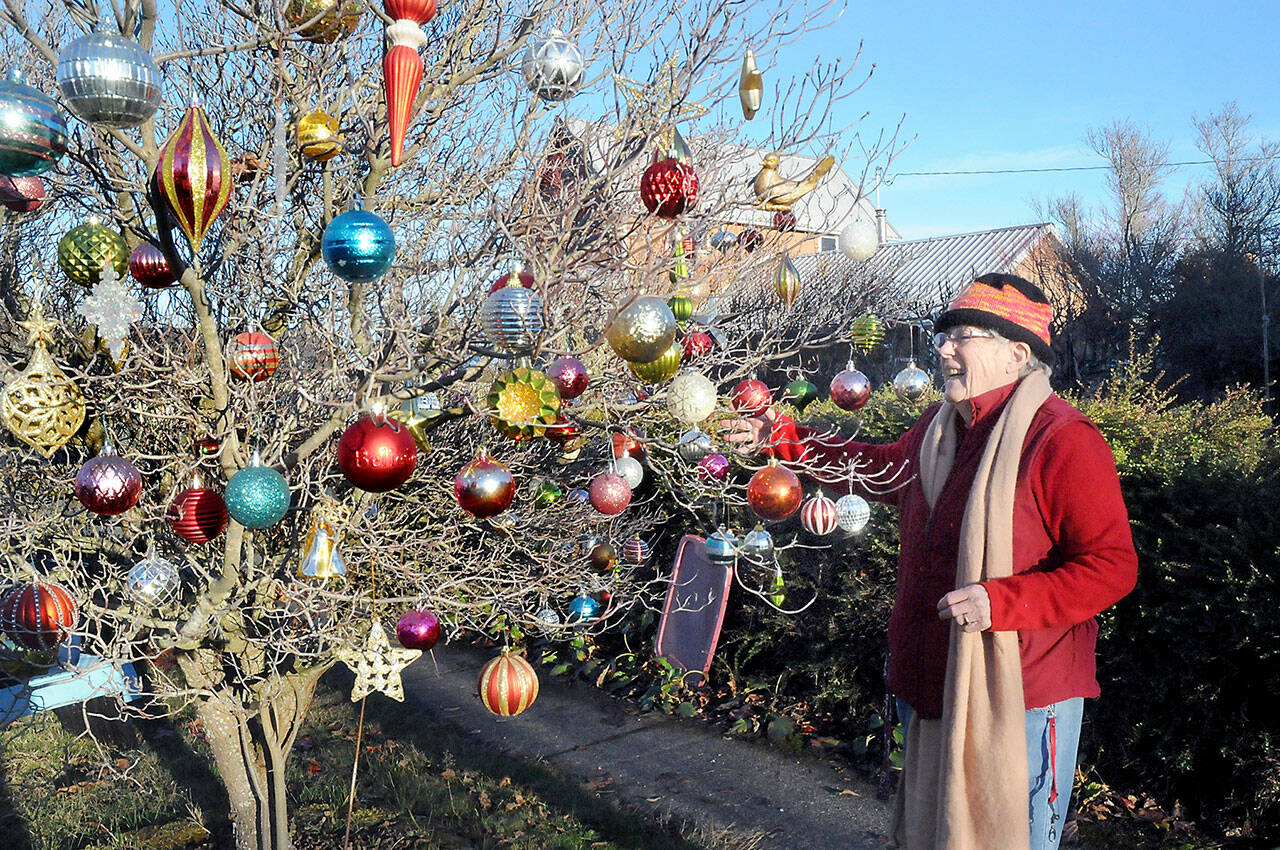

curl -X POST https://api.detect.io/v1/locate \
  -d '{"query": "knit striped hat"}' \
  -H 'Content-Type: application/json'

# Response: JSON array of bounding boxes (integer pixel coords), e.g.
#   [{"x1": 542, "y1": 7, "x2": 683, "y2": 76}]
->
[{"x1": 935, "y1": 273, "x2": 1055, "y2": 366}]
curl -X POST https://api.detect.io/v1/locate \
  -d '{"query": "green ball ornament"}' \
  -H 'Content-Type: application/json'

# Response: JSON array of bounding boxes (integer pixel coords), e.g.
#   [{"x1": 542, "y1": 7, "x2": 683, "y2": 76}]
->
[
  {"x1": 628, "y1": 341, "x2": 681, "y2": 383},
  {"x1": 225, "y1": 455, "x2": 291, "y2": 529},
  {"x1": 667, "y1": 294, "x2": 693, "y2": 322},
  {"x1": 58, "y1": 218, "x2": 128, "y2": 286},
  {"x1": 784, "y1": 378, "x2": 818, "y2": 411},
  {"x1": 534, "y1": 480, "x2": 564, "y2": 508}
]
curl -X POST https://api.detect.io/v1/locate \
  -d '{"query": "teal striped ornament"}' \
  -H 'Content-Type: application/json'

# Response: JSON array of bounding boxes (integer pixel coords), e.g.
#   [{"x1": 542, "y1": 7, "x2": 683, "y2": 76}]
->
[{"x1": 0, "y1": 69, "x2": 67, "y2": 177}]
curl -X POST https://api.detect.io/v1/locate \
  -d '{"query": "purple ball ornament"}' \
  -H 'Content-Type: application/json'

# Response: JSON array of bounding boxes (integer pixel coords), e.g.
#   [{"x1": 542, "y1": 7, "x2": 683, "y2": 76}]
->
[
  {"x1": 75, "y1": 444, "x2": 143, "y2": 516},
  {"x1": 546, "y1": 355, "x2": 589, "y2": 400},
  {"x1": 396, "y1": 609, "x2": 442, "y2": 651},
  {"x1": 830, "y1": 362, "x2": 872, "y2": 411},
  {"x1": 697, "y1": 452, "x2": 730, "y2": 482}
]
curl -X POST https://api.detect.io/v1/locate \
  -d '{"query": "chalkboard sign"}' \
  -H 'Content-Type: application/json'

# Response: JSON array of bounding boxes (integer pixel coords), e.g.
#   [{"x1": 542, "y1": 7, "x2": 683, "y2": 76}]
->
[{"x1": 654, "y1": 534, "x2": 733, "y2": 687}]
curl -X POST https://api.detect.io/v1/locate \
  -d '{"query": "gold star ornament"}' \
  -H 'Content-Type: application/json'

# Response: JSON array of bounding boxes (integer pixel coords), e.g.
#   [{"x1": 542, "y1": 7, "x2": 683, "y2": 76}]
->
[
  {"x1": 612, "y1": 57, "x2": 708, "y2": 152},
  {"x1": 337, "y1": 620, "x2": 421, "y2": 702},
  {"x1": 1, "y1": 304, "x2": 86, "y2": 458}
]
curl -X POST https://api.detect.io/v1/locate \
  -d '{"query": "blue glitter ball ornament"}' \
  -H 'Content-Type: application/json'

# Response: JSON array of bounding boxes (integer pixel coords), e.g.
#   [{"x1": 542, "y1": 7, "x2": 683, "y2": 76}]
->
[
  {"x1": 225, "y1": 457, "x2": 291, "y2": 529},
  {"x1": 0, "y1": 68, "x2": 68, "y2": 177},
  {"x1": 567, "y1": 594, "x2": 600, "y2": 623},
  {"x1": 321, "y1": 204, "x2": 396, "y2": 282}
]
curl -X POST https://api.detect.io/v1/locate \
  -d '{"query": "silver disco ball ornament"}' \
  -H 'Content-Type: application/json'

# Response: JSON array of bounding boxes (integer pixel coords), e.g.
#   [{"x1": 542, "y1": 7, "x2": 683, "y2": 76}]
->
[
  {"x1": 835, "y1": 494, "x2": 871, "y2": 535},
  {"x1": 709, "y1": 229, "x2": 737, "y2": 252},
  {"x1": 481, "y1": 284, "x2": 544, "y2": 355},
  {"x1": 739, "y1": 524, "x2": 775, "y2": 565},
  {"x1": 535, "y1": 606, "x2": 561, "y2": 628},
  {"x1": 127, "y1": 556, "x2": 181, "y2": 607},
  {"x1": 521, "y1": 28, "x2": 585, "y2": 102},
  {"x1": 893, "y1": 361, "x2": 932, "y2": 403},
  {"x1": 57, "y1": 31, "x2": 162, "y2": 128},
  {"x1": 676, "y1": 428, "x2": 714, "y2": 464},
  {"x1": 614, "y1": 452, "x2": 644, "y2": 490}
]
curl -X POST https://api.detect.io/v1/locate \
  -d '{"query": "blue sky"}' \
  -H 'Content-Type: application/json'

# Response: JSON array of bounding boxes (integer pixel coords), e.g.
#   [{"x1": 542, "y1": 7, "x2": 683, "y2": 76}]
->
[{"x1": 763, "y1": 0, "x2": 1280, "y2": 239}]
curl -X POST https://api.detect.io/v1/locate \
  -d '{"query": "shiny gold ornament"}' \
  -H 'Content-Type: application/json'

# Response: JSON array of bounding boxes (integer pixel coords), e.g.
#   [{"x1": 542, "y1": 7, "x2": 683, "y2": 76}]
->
[
  {"x1": 739, "y1": 49, "x2": 763, "y2": 120},
  {"x1": 753, "y1": 153, "x2": 835, "y2": 212},
  {"x1": 851, "y1": 312, "x2": 885, "y2": 353},
  {"x1": 773, "y1": 252, "x2": 802, "y2": 307},
  {"x1": 488, "y1": 367, "x2": 561, "y2": 441},
  {"x1": 58, "y1": 217, "x2": 128, "y2": 287},
  {"x1": 605, "y1": 295, "x2": 679, "y2": 363},
  {"x1": 296, "y1": 109, "x2": 343, "y2": 162},
  {"x1": 628, "y1": 341, "x2": 681, "y2": 383},
  {"x1": 283, "y1": 0, "x2": 362, "y2": 44},
  {"x1": 0, "y1": 306, "x2": 86, "y2": 458}
]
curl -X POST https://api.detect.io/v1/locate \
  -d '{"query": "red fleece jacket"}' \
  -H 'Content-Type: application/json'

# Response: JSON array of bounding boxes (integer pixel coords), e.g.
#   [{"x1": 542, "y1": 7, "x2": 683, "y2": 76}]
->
[{"x1": 768, "y1": 381, "x2": 1138, "y2": 718}]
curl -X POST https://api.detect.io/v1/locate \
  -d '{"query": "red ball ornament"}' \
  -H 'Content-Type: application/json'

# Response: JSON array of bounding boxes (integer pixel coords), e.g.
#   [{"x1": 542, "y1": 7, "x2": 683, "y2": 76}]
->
[
  {"x1": 545, "y1": 414, "x2": 581, "y2": 446},
  {"x1": 478, "y1": 652, "x2": 539, "y2": 716},
  {"x1": 830, "y1": 366, "x2": 872, "y2": 411},
  {"x1": 228, "y1": 332, "x2": 280, "y2": 382},
  {"x1": 129, "y1": 242, "x2": 178, "y2": 289},
  {"x1": 454, "y1": 449, "x2": 515, "y2": 518},
  {"x1": 773, "y1": 210, "x2": 797, "y2": 232},
  {"x1": 640, "y1": 154, "x2": 698, "y2": 219},
  {"x1": 169, "y1": 486, "x2": 229, "y2": 543},
  {"x1": 739, "y1": 228, "x2": 764, "y2": 253},
  {"x1": 746, "y1": 460, "x2": 803, "y2": 521},
  {"x1": 488, "y1": 267, "x2": 536, "y2": 294},
  {"x1": 546, "y1": 355, "x2": 589, "y2": 400},
  {"x1": 611, "y1": 431, "x2": 645, "y2": 460},
  {"x1": 681, "y1": 330, "x2": 714, "y2": 361},
  {"x1": 75, "y1": 449, "x2": 143, "y2": 516},
  {"x1": 0, "y1": 581, "x2": 77, "y2": 652},
  {"x1": 731, "y1": 379, "x2": 773, "y2": 416},
  {"x1": 396, "y1": 609, "x2": 442, "y2": 651},
  {"x1": 0, "y1": 175, "x2": 45, "y2": 212},
  {"x1": 338, "y1": 415, "x2": 418, "y2": 492},
  {"x1": 589, "y1": 472, "x2": 632, "y2": 515}
]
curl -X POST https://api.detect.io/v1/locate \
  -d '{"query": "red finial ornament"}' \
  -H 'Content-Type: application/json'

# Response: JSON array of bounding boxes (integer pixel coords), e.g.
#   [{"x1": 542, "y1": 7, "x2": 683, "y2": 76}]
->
[
  {"x1": 155, "y1": 101, "x2": 233, "y2": 252},
  {"x1": 383, "y1": 0, "x2": 436, "y2": 167}
]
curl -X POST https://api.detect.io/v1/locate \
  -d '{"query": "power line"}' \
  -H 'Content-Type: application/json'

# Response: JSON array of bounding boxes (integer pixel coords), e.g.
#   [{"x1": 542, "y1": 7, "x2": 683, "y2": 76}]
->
[{"x1": 889, "y1": 153, "x2": 1280, "y2": 179}]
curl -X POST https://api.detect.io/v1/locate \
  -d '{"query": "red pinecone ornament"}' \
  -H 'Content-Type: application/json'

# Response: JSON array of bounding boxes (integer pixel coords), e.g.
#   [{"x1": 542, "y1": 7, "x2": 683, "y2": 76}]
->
[{"x1": 640, "y1": 155, "x2": 698, "y2": 219}]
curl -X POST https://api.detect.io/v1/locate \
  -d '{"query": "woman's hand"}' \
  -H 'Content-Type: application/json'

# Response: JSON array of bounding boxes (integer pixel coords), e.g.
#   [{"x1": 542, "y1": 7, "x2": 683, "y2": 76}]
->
[
  {"x1": 937, "y1": 584, "x2": 992, "y2": 632},
  {"x1": 719, "y1": 410, "x2": 775, "y2": 454}
]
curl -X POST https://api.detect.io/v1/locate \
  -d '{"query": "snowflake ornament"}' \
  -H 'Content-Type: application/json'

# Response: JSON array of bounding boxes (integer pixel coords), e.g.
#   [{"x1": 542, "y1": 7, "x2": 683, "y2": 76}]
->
[{"x1": 76, "y1": 259, "x2": 142, "y2": 367}]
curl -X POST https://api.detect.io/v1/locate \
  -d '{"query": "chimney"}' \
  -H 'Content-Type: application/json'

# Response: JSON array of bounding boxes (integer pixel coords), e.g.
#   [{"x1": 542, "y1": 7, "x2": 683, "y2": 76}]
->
[{"x1": 875, "y1": 208, "x2": 887, "y2": 245}]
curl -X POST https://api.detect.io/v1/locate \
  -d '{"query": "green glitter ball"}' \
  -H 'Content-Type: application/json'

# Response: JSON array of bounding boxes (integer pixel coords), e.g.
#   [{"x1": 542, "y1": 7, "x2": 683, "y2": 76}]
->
[{"x1": 225, "y1": 463, "x2": 291, "y2": 529}]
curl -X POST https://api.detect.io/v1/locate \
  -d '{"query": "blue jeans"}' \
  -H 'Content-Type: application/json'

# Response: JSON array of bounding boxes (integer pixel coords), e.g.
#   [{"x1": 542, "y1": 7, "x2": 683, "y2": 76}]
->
[{"x1": 896, "y1": 697, "x2": 1083, "y2": 850}]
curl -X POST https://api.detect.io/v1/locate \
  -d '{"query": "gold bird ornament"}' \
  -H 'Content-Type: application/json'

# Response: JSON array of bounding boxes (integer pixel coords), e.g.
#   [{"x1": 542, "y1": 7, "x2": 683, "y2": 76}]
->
[
  {"x1": 739, "y1": 49, "x2": 763, "y2": 119},
  {"x1": 1, "y1": 304, "x2": 86, "y2": 458},
  {"x1": 753, "y1": 152, "x2": 835, "y2": 211}
]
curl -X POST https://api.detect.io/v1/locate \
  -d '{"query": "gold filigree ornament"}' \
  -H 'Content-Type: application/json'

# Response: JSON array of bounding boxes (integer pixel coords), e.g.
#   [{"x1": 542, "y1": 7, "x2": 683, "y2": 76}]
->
[{"x1": 1, "y1": 305, "x2": 86, "y2": 458}]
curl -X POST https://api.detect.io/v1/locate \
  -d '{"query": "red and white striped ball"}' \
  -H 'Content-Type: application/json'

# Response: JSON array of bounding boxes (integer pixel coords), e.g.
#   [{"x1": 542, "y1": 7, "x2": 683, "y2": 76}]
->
[
  {"x1": 228, "y1": 332, "x2": 279, "y2": 382},
  {"x1": 800, "y1": 494, "x2": 838, "y2": 536},
  {"x1": 478, "y1": 652, "x2": 539, "y2": 716},
  {"x1": 622, "y1": 536, "x2": 651, "y2": 565},
  {"x1": 1, "y1": 581, "x2": 78, "y2": 651}
]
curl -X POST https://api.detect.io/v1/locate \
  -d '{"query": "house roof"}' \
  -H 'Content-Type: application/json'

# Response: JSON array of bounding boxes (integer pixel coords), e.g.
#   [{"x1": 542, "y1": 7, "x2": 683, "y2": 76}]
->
[
  {"x1": 792, "y1": 222, "x2": 1061, "y2": 317},
  {"x1": 557, "y1": 117, "x2": 899, "y2": 239}
]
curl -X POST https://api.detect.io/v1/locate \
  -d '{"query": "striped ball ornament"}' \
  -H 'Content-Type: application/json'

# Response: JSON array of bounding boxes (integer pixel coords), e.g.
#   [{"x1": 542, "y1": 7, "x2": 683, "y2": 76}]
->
[
  {"x1": 622, "y1": 536, "x2": 651, "y2": 564},
  {"x1": 478, "y1": 652, "x2": 539, "y2": 716},
  {"x1": 0, "y1": 581, "x2": 77, "y2": 651},
  {"x1": 228, "y1": 332, "x2": 279, "y2": 382},
  {"x1": 169, "y1": 486, "x2": 229, "y2": 543},
  {"x1": 800, "y1": 493, "x2": 838, "y2": 536}
]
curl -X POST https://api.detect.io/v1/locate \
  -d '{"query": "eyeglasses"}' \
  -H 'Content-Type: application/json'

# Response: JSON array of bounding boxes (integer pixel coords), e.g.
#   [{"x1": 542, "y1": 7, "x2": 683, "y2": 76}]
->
[{"x1": 933, "y1": 329, "x2": 997, "y2": 349}]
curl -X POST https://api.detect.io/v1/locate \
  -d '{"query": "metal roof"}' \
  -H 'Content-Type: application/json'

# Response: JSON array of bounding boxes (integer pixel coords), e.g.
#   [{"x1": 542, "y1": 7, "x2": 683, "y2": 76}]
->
[{"x1": 792, "y1": 222, "x2": 1060, "y2": 316}]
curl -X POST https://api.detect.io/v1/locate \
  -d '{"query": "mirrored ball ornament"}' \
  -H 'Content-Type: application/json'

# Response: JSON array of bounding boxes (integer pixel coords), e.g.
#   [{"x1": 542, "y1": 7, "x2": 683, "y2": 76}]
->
[
  {"x1": 606, "y1": 296, "x2": 678, "y2": 364},
  {"x1": 830, "y1": 364, "x2": 872, "y2": 412},
  {"x1": 0, "y1": 68, "x2": 67, "y2": 177},
  {"x1": 893, "y1": 362, "x2": 932, "y2": 403},
  {"x1": 835, "y1": 494, "x2": 871, "y2": 535},
  {"x1": 535, "y1": 606, "x2": 561, "y2": 628},
  {"x1": 127, "y1": 556, "x2": 181, "y2": 607},
  {"x1": 322, "y1": 206, "x2": 396, "y2": 282},
  {"x1": 740, "y1": 525, "x2": 775, "y2": 565},
  {"x1": 521, "y1": 28, "x2": 585, "y2": 102},
  {"x1": 56, "y1": 32, "x2": 161, "y2": 128}
]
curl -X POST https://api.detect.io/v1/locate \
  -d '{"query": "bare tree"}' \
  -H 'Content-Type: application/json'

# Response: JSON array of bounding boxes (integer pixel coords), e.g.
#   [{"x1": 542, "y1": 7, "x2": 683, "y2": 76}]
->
[{"x1": 0, "y1": 0, "x2": 909, "y2": 847}]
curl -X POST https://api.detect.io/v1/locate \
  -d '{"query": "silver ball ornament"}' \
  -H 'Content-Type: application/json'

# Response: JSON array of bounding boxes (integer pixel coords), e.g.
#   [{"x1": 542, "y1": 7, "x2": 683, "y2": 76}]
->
[
  {"x1": 838, "y1": 213, "x2": 879, "y2": 261},
  {"x1": 521, "y1": 28, "x2": 585, "y2": 102},
  {"x1": 614, "y1": 452, "x2": 644, "y2": 490},
  {"x1": 676, "y1": 428, "x2": 714, "y2": 464},
  {"x1": 481, "y1": 285, "x2": 544, "y2": 356},
  {"x1": 740, "y1": 525, "x2": 775, "y2": 565},
  {"x1": 127, "y1": 556, "x2": 181, "y2": 607},
  {"x1": 835, "y1": 494, "x2": 870, "y2": 534},
  {"x1": 893, "y1": 362, "x2": 932, "y2": 403},
  {"x1": 56, "y1": 31, "x2": 161, "y2": 128}
]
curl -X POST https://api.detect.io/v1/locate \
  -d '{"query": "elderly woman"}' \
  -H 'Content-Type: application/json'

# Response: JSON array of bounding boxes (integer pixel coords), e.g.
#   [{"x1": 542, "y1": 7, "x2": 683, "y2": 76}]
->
[{"x1": 730, "y1": 274, "x2": 1137, "y2": 850}]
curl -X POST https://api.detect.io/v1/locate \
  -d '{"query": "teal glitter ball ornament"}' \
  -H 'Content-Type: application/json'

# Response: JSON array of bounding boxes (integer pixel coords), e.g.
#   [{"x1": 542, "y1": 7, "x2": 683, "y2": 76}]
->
[
  {"x1": 0, "y1": 68, "x2": 68, "y2": 177},
  {"x1": 225, "y1": 454, "x2": 291, "y2": 529},
  {"x1": 321, "y1": 201, "x2": 396, "y2": 282}
]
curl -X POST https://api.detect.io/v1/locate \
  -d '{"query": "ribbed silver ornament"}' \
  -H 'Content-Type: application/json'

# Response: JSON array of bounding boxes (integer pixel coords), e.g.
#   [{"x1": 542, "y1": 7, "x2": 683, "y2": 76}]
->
[
  {"x1": 521, "y1": 29, "x2": 585, "y2": 102},
  {"x1": 481, "y1": 285, "x2": 544, "y2": 355},
  {"x1": 56, "y1": 31, "x2": 161, "y2": 128}
]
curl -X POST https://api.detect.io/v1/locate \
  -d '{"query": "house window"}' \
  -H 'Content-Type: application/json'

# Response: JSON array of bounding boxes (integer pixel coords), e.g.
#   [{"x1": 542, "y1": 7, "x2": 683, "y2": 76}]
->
[{"x1": 819, "y1": 235, "x2": 837, "y2": 252}]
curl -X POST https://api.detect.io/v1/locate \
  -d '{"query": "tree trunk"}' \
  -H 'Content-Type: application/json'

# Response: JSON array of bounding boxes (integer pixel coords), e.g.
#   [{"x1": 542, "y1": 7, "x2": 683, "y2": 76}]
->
[{"x1": 188, "y1": 664, "x2": 326, "y2": 850}]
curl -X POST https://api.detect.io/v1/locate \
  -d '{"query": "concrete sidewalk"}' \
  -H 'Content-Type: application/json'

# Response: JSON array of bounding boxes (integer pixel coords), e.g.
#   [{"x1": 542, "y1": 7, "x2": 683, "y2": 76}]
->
[{"x1": 400, "y1": 645, "x2": 892, "y2": 850}]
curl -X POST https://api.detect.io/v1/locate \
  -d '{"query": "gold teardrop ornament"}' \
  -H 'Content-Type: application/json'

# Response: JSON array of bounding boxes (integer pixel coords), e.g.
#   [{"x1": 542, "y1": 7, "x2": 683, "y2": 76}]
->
[{"x1": 1, "y1": 308, "x2": 86, "y2": 458}]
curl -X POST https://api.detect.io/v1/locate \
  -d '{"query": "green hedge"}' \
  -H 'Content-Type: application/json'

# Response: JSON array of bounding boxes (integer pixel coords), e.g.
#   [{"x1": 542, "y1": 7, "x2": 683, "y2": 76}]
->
[{"x1": 704, "y1": 357, "x2": 1280, "y2": 839}]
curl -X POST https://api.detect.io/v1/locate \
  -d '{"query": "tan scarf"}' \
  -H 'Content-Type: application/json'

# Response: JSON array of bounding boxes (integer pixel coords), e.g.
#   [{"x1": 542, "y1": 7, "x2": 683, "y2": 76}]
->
[{"x1": 891, "y1": 371, "x2": 1051, "y2": 850}]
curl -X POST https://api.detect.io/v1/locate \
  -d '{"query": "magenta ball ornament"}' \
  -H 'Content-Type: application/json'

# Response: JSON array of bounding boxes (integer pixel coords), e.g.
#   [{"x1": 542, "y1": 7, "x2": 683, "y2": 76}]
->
[
  {"x1": 589, "y1": 472, "x2": 632, "y2": 515},
  {"x1": 697, "y1": 453, "x2": 730, "y2": 482},
  {"x1": 830, "y1": 364, "x2": 872, "y2": 411},
  {"x1": 396, "y1": 609, "x2": 442, "y2": 651},
  {"x1": 546, "y1": 355, "x2": 589, "y2": 400},
  {"x1": 75, "y1": 448, "x2": 143, "y2": 516}
]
